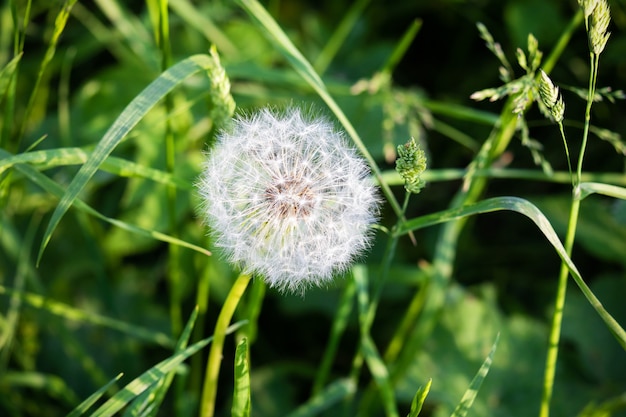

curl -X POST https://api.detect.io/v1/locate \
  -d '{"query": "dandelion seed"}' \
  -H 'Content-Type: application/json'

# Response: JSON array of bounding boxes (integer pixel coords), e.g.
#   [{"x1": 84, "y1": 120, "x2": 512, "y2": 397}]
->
[{"x1": 197, "y1": 107, "x2": 380, "y2": 294}]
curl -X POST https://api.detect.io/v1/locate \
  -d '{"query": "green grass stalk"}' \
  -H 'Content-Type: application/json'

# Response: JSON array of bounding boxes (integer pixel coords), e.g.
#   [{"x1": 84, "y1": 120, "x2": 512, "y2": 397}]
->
[
  {"x1": 200, "y1": 273, "x2": 252, "y2": 417},
  {"x1": 539, "y1": 47, "x2": 600, "y2": 417}
]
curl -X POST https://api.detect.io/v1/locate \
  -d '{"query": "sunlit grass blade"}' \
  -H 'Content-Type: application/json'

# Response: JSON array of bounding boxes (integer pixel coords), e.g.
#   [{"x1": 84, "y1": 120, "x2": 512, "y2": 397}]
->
[
  {"x1": 1, "y1": 150, "x2": 210, "y2": 256},
  {"x1": 450, "y1": 334, "x2": 499, "y2": 417},
  {"x1": 353, "y1": 265, "x2": 399, "y2": 417},
  {"x1": 0, "y1": 147, "x2": 189, "y2": 189},
  {"x1": 395, "y1": 196, "x2": 626, "y2": 350},
  {"x1": 66, "y1": 373, "x2": 124, "y2": 417},
  {"x1": 37, "y1": 54, "x2": 216, "y2": 265},
  {"x1": 122, "y1": 307, "x2": 198, "y2": 417},
  {"x1": 286, "y1": 379, "x2": 356, "y2": 417},
  {"x1": 579, "y1": 182, "x2": 626, "y2": 200},
  {"x1": 89, "y1": 321, "x2": 245, "y2": 417},
  {"x1": 232, "y1": 337, "x2": 251, "y2": 417},
  {"x1": 406, "y1": 378, "x2": 432, "y2": 417},
  {"x1": 0, "y1": 285, "x2": 175, "y2": 348}
]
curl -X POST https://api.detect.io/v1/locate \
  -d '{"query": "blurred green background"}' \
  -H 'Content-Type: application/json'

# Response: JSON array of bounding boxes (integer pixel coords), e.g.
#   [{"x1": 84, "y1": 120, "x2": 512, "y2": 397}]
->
[{"x1": 1, "y1": 0, "x2": 625, "y2": 416}]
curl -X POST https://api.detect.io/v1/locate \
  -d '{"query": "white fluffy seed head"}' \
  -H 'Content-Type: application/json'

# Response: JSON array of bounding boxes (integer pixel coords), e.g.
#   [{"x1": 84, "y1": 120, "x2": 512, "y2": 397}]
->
[{"x1": 197, "y1": 107, "x2": 380, "y2": 294}]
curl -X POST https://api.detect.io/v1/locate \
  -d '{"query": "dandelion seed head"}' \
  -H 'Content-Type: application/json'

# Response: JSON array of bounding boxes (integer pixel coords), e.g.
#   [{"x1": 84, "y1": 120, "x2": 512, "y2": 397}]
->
[{"x1": 197, "y1": 107, "x2": 380, "y2": 293}]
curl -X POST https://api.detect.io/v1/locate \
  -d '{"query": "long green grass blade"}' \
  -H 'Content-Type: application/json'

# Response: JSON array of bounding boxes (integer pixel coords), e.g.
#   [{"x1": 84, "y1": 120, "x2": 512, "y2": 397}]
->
[
  {"x1": 286, "y1": 379, "x2": 356, "y2": 417},
  {"x1": 66, "y1": 373, "x2": 124, "y2": 417},
  {"x1": 89, "y1": 321, "x2": 245, "y2": 417},
  {"x1": 0, "y1": 147, "x2": 189, "y2": 189},
  {"x1": 1, "y1": 149, "x2": 210, "y2": 256},
  {"x1": 232, "y1": 337, "x2": 251, "y2": 417},
  {"x1": 395, "y1": 196, "x2": 626, "y2": 350},
  {"x1": 0, "y1": 285, "x2": 175, "y2": 348},
  {"x1": 37, "y1": 54, "x2": 215, "y2": 265},
  {"x1": 450, "y1": 334, "x2": 499, "y2": 417}
]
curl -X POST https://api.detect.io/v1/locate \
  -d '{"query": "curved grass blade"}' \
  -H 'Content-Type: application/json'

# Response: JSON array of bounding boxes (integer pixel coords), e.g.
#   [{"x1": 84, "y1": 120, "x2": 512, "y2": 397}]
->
[
  {"x1": 0, "y1": 285, "x2": 175, "y2": 348},
  {"x1": 89, "y1": 321, "x2": 245, "y2": 417},
  {"x1": 395, "y1": 196, "x2": 626, "y2": 350},
  {"x1": 286, "y1": 379, "x2": 356, "y2": 417},
  {"x1": 579, "y1": 182, "x2": 626, "y2": 200},
  {"x1": 406, "y1": 378, "x2": 432, "y2": 417},
  {"x1": 37, "y1": 54, "x2": 216, "y2": 265},
  {"x1": 1, "y1": 149, "x2": 210, "y2": 257},
  {"x1": 450, "y1": 334, "x2": 499, "y2": 417},
  {"x1": 0, "y1": 147, "x2": 189, "y2": 190},
  {"x1": 232, "y1": 337, "x2": 251, "y2": 417},
  {"x1": 66, "y1": 373, "x2": 124, "y2": 417}
]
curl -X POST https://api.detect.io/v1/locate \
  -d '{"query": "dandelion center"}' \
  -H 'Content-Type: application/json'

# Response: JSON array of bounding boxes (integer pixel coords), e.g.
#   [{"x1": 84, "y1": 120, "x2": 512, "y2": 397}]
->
[{"x1": 264, "y1": 177, "x2": 315, "y2": 219}]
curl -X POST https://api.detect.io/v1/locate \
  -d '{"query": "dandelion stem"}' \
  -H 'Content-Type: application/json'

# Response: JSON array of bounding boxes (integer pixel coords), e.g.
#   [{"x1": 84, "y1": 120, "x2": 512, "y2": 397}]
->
[{"x1": 200, "y1": 273, "x2": 252, "y2": 417}]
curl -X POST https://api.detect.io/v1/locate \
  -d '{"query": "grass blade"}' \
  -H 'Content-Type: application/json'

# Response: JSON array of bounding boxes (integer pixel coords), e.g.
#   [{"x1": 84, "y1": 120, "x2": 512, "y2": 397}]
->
[
  {"x1": 395, "y1": 196, "x2": 626, "y2": 350},
  {"x1": 66, "y1": 373, "x2": 124, "y2": 417},
  {"x1": 579, "y1": 182, "x2": 626, "y2": 200},
  {"x1": 232, "y1": 337, "x2": 251, "y2": 417},
  {"x1": 89, "y1": 321, "x2": 245, "y2": 417},
  {"x1": 1, "y1": 149, "x2": 210, "y2": 256},
  {"x1": 0, "y1": 285, "x2": 175, "y2": 348},
  {"x1": 449, "y1": 334, "x2": 499, "y2": 417},
  {"x1": 122, "y1": 307, "x2": 199, "y2": 417},
  {"x1": 406, "y1": 378, "x2": 432, "y2": 417},
  {"x1": 37, "y1": 54, "x2": 216, "y2": 265},
  {"x1": 0, "y1": 147, "x2": 189, "y2": 189}
]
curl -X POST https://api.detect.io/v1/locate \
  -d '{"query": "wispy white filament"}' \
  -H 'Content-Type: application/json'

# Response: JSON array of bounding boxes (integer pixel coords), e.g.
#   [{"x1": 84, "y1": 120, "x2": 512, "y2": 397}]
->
[{"x1": 197, "y1": 107, "x2": 379, "y2": 293}]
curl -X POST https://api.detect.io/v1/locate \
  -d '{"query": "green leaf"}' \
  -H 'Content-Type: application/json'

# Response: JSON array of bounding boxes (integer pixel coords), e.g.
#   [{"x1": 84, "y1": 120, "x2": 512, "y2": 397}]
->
[
  {"x1": 232, "y1": 337, "x2": 251, "y2": 417},
  {"x1": 579, "y1": 181, "x2": 626, "y2": 200},
  {"x1": 66, "y1": 373, "x2": 124, "y2": 417},
  {"x1": 406, "y1": 378, "x2": 432, "y2": 417},
  {"x1": 37, "y1": 54, "x2": 216, "y2": 265},
  {"x1": 450, "y1": 334, "x2": 499, "y2": 417},
  {"x1": 0, "y1": 147, "x2": 189, "y2": 190},
  {"x1": 395, "y1": 196, "x2": 626, "y2": 351},
  {"x1": 0, "y1": 149, "x2": 210, "y2": 257},
  {"x1": 0, "y1": 285, "x2": 175, "y2": 348}
]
